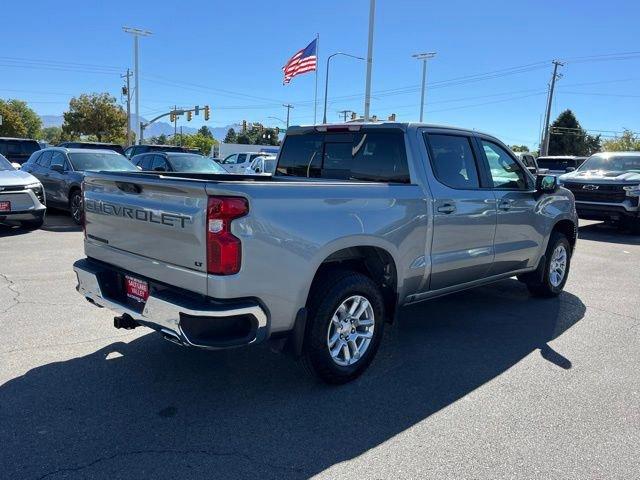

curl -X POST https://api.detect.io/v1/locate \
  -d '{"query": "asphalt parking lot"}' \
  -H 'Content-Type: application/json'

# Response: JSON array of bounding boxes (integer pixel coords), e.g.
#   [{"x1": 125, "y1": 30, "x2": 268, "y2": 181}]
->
[{"x1": 1, "y1": 212, "x2": 639, "y2": 480}]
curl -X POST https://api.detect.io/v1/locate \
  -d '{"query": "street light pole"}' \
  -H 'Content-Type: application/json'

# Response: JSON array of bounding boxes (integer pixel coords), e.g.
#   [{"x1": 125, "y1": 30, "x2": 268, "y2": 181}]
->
[
  {"x1": 412, "y1": 52, "x2": 436, "y2": 122},
  {"x1": 363, "y1": 0, "x2": 376, "y2": 121},
  {"x1": 123, "y1": 26, "x2": 152, "y2": 145},
  {"x1": 323, "y1": 52, "x2": 365, "y2": 124}
]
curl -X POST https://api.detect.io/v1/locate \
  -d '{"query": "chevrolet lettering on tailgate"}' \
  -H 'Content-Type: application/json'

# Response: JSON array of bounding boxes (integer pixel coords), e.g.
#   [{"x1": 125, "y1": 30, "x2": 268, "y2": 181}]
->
[{"x1": 84, "y1": 198, "x2": 192, "y2": 228}]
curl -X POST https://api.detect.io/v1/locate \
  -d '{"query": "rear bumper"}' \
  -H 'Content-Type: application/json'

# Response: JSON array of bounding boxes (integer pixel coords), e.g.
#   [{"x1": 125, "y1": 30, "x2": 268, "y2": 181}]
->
[{"x1": 73, "y1": 258, "x2": 269, "y2": 349}]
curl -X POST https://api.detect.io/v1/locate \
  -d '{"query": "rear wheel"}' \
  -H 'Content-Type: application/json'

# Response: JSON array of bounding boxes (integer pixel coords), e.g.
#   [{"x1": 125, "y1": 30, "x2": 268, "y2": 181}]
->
[
  {"x1": 523, "y1": 232, "x2": 571, "y2": 297},
  {"x1": 69, "y1": 190, "x2": 83, "y2": 225},
  {"x1": 301, "y1": 270, "x2": 385, "y2": 384}
]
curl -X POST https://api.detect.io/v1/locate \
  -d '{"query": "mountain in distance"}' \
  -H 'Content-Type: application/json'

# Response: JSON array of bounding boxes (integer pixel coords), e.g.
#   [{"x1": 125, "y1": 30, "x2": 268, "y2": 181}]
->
[{"x1": 39, "y1": 114, "x2": 237, "y2": 142}]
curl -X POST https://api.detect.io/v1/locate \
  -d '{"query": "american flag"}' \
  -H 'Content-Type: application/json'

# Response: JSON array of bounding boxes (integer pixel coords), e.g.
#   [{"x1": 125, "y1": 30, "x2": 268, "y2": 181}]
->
[{"x1": 282, "y1": 39, "x2": 317, "y2": 84}]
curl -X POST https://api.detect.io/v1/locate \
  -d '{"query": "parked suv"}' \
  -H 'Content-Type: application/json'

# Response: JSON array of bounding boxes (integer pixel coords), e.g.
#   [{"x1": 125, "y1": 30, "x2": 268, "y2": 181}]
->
[
  {"x1": 57, "y1": 141, "x2": 125, "y2": 155},
  {"x1": 536, "y1": 155, "x2": 586, "y2": 175},
  {"x1": 0, "y1": 137, "x2": 41, "y2": 166},
  {"x1": 74, "y1": 122, "x2": 578, "y2": 383},
  {"x1": 559, "y1": 151, "x2": 640, "y2": 231},
  {"x1": 219, "y1": 152, "x2": 270, "y2": 174},
  {"x1": 22, "y1": 148, "x2": 137, "y2": 224},
  {"x1": 132, "y1": 152, "x2": 227, "y2": 174},
  {"x1": 124, "y1": 144, "x2": 196, "y2": 159},
  {"x1": 0, "y1": 153, "x2": 46, "y2": 228}
]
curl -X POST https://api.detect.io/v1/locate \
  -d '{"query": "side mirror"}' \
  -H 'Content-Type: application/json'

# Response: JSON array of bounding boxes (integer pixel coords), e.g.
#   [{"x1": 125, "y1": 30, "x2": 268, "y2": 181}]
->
[
  {"x1": 11, "y1": 162, "x2": 21, "y2": 170},
  {"x1": 536, "y1": 174, "x2": 558, "y2": 193},
  {"x1": 565, "y1": 166, "x2": 576, "y2": 173},
  {"x1": 526, "y1": 166, "x2": 537, "y2": 175},
  {"x1": 50, "y1": 164, "x2": 64, "y2": 173}
]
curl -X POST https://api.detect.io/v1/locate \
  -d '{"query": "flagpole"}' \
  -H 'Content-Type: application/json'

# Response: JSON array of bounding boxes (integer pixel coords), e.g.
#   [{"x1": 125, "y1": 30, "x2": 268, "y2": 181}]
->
[{"x1": 314, "y1": 33, "x2": 319, "y2": 124}]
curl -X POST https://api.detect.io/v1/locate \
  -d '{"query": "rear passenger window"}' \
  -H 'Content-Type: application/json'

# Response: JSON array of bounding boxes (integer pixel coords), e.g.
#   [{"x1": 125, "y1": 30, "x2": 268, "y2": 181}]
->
[
  {"x1": 425, "y1": 134, "x2": 480, "y2": 189},
  {"x1": 277, "y1": 131, "x2": 410, "y2": 183}
]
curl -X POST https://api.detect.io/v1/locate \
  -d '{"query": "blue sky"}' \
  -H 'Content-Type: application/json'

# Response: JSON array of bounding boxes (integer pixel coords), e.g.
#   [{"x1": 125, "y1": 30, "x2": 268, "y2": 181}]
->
[{"x1": 2, "y1": 0, "x2": 639, "y2": 148}]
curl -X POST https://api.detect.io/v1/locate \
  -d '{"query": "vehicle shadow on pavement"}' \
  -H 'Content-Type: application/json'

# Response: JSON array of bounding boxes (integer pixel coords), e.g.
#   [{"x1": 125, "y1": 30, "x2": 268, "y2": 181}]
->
[
  {"x1": 0, "y1": 280, "x2": 585, "y2": 480},
  {"x1": 41, "y1": 210, "x2": 81, "y2": 233},
  {"x1": 578, "y1": 222, "x2": 640, "y2": 245}
]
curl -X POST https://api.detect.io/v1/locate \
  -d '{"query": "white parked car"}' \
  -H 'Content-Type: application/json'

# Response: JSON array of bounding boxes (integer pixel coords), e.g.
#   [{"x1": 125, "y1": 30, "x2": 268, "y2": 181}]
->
[
  {"x1": 219, "y1": 152, "x2": 272, "y2": 174},
  {"x1": 244, "y1": 155, "x2": 277, "y2": 175},
  {"x1": 0, "y1": 153, "x2": 46, "y2": 228}
]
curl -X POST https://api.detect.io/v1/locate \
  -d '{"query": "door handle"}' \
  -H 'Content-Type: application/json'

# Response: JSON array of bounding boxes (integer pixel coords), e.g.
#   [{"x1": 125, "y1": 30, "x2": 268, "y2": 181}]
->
[
  {"x1": 498, "y1": 199, "x2": 514, "y2": 210},
  {"x1": 437, "y1": 203, "x2": 456, "y2": 214}
]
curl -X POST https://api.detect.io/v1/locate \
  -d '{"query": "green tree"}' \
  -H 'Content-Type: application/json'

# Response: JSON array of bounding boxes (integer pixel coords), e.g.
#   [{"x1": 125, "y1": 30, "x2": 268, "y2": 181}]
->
[
  {"x1": 0, "y1": 101, "x2": 28, "y2": 137},
  {"x1": 224, "y1": 128, "x2": 237, "y2": 143},
  {"x1": 510, "y1": 145, "x2": 530, "y2": 152},
  {"x1": 236, "y1": 132, "x2": 251, "y2": 144},
  {"x1": 602, "y1": 129, "x2": 640, "y2": 151},
  {"x1": 41, "y1": 126, "x2": 63, "y2": 145},
  {"x1": 548, "y1": 109, "x2": 601, "y2": 156},
  {"x1": 179, "y1": 133, "x2": 219, "y2": 155},
  {"x1": 6, "y1": 100, "x2": 42, "y2": 138},
  {"x1": 62, "y1": 93, "x2": 127, "y2": 142},
  {"x1": 198, "y1": 126, "x2": 213, "y2": 138}
]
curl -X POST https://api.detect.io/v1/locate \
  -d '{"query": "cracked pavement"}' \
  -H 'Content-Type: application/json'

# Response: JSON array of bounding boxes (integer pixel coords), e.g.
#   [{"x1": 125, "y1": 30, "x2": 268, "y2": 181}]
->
[{"x1": 1, "y1": 213, "x2": 639, "y2": 479}]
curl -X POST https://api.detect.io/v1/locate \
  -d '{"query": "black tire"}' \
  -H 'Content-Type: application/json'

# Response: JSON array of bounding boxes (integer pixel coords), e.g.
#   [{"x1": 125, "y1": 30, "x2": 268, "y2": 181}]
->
[
  {"x1": 69, "y1": 190, "x2": 83, "y2": 225},
  {"x1": 20, "y1": 217, "x2": 44, "y2": 230},
  {"x1": 524, "y1": 232, "x2": 572, "y2": 297},
  {"x1": 301, "y1": 270, "x2": 385, "y2": 384}
]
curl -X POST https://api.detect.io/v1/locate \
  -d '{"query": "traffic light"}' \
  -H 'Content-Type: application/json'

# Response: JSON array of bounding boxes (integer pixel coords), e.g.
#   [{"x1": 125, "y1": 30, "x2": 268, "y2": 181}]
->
[
  {"x1": 275, "y1": 127, "x2": 280, "y2": 135},
  {"x1": 242, "y1": 120, "x2": 247, "y2": 133},
  {"x1": 204, "y1": 105, "x2": 210, "y2": 121},
  {"x1": 351, "y1": 112, "x2": 357, "y2": 121},
  {"x1": 388, "y1": 113, "x2": 396, "y2": 121},
  {"x1": 194, "y1": 105, "x2": 200, "y2": 116},
  {"x1": 187, "y1": 111, "x2": 192, "y2": 121},
  {"x1": 170, "y1": 112, "x2": 175, "y2": 122}
]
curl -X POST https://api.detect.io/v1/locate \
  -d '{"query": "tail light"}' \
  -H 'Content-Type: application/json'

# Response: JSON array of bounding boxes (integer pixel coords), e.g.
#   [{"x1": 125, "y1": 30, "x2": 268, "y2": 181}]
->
[{"x1": 206, "y1": 196, "x2": 249, "y2": 275}]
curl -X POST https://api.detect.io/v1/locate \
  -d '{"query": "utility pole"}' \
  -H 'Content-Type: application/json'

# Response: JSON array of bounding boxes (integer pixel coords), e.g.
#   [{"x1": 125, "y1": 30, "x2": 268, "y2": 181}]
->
[
  {"x1": 121, "y1": 69, "x2": 133, "y2": 146},
  {"x1": 283, "y1": 103, "x2": 294, "y2": 128},
  {"x1": 541, "y1": 60, "x2": 564, "y2": 156},
  {"x1": 324, "y1": 52, "x2": 365, "y2": 123},
  {"x1": 338, "y1": 110, "x2": 354, "y2": 122},
  {"x1": 123, "y1": 27, "x2": 152, "y2": 145},
  {"x1": 180, "y1": 126, "x2": 183, "y2": 146},
  {"x1": 412, "y1": 52, "x2": 436, "y2": 122},
  {"x1": 363, "y1": 0, "x2": 376, "y2": 121}
]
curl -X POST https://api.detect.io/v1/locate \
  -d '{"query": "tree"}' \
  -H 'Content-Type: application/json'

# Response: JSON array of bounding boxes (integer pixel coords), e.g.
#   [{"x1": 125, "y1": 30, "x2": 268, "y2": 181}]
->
[
  {"x1": 510, "y1": 145, "x2": 530, "y2": 152},
  {"x1": 548, "y1": 109, "x2": 601, "y2": 156},
  {"x1": 198, "y1": 126, "x2": 213, "y2": 138},
  {"x1": 41, "y1": 126, "x2": 63, "y2": 145},
  {"x1": 5, "y1": 100, "x2": 42, "y2": 138},
  {"x1": 178, "y1": 133, "x2": 219, "y2": 155},
  {"x1": 223, "y1": 128, "x2": 237, "y2": 143},
  {"x1": 62, "y1": 93, "x2": 127, "y2": 142},
  {"x1": 602, "y1": 130, "x2": 640, "y2": 151},
  {"x1": 0, "y1": 101, "x2": 28, "y2": 137}
]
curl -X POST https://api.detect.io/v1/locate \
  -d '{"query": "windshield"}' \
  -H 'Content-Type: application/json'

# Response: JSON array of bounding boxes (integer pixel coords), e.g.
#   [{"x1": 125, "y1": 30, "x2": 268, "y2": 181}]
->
[
  {"x1": 168, "y1": 154, "x2": 227, "y2": 173},
  {"x1": 578, "y1": 154, "x2": 640, "y2": 173},
  {"x1": 0, "y1": 154, "x2": 15, "y2": 171},
  {"x1": 68, "y1": 152, "x2": 137, "y2": 172}
]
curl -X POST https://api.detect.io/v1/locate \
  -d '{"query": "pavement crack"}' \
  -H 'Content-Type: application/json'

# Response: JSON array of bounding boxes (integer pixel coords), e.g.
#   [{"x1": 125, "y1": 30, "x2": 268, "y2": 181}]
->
[
  {"x1": 37, "y1": 448, "x2": 307, "y2": 479},
  {"x1": 0, "y1": 272, "x2": 21, "y2": 313}
]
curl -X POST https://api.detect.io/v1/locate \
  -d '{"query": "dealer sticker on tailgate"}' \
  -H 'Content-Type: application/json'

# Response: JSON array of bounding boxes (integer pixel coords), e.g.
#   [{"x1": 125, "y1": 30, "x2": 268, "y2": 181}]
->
[
  {"x1": 125, "y1": 275, "x2": 149, "y2": 303},
  {"x1": 0, "y1": 201, "x2": 11, "y2": 212}
]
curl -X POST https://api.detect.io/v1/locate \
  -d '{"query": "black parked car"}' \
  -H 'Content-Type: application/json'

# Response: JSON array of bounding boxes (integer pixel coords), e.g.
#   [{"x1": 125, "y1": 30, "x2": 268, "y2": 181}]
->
[
  {"x1": 0, "y1": 137, "x2": 41, "y2": 165},
  {"x1": 124, "y1": 144, "x2": 198, "y2": 159},
  {"x1": 21, "y1": 148, "x2": 137, "y2": 224},
  {"x1": 57, "y1": 141, "x2": 125, "y2": 155},
  {"x1": 132, "y1": 152, "x2": 227, "y2": 174}
]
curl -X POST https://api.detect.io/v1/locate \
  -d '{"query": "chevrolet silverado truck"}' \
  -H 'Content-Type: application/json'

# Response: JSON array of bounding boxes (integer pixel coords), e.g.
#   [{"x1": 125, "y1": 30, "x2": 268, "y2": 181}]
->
[
  {"x1": 559, "y1": 151, "x2": 640, "y2": 232},
  {"x1": 73, "y1": 123, "x2": 578, "y2": 384}
]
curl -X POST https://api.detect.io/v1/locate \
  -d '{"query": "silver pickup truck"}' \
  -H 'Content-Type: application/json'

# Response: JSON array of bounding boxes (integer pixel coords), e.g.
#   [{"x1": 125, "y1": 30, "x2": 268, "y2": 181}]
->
[{"x1": 74, "y1": 123, "x2": 578, "y2": 384}]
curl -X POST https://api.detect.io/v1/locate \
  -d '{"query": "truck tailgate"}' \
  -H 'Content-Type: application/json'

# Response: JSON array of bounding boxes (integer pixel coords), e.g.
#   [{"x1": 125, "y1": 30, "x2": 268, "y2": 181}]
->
[{"x1": 83, "y1": 173, "x2": 210, "y2": 282}]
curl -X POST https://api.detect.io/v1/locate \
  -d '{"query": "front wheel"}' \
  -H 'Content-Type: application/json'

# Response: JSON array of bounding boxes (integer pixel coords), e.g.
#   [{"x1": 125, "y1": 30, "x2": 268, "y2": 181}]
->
[
  {"x1": 69, "y1": 190, "x2": 83, "y2": 225},
  {"x1": 301, "y1": 270, "x2": 385, "y2": 384},
  {"x1": 524, "y1": 232, "x2": 572, "y2": 297}
]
